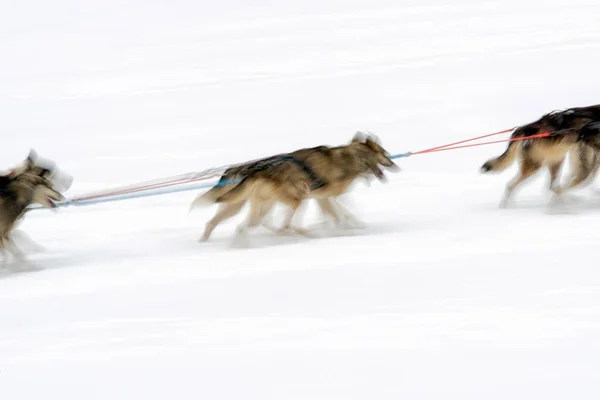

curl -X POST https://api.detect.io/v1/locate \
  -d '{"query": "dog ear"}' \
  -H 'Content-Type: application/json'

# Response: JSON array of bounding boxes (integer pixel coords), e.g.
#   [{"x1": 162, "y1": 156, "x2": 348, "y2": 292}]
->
[
  {"x1": 365, "y1": 131, "x2": 382, "y2": 144},
  {"x1": 364, "y1": 136, "x2": 380, "y2": 150},
  {"x1": 27, "y1": 149, "x2": 38, "y2": 164},
  {"x1": 352, "y1": 131, "x2": 367, "y2": 143}
]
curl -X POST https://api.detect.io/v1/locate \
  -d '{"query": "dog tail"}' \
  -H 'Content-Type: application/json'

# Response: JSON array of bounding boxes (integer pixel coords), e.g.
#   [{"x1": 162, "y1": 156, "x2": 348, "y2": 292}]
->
[
  {"x1": 480, "y1": 134, "x2": 520, "y2": 173},
  {"x1": 214, "y1": 175, "x2": 259, "y2": 204},
  {"x1": 189, "y1": 181, "x2": 238, "y2": 211}
]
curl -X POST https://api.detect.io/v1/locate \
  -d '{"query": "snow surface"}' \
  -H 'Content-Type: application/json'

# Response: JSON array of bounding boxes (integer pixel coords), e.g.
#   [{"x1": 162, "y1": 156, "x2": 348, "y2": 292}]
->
[{"x1": 3, "y1": 0, "x2": 600, "y2": 398}]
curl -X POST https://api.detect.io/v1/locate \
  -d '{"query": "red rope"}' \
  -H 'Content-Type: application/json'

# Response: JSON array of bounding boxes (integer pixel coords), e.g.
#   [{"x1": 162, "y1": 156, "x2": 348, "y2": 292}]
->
[
  {"x1": 72, "y1": 171, "x2": 224, "y2": 202},
  {"x1": 411, "y1": 131, "x2": 550, "y2": 155},
  {"x1": 72, "y1": 155, "x2": 284, "y2": 202},
  {"x1": 412, "y1": 127, "x2": 516, "y2": 154}
]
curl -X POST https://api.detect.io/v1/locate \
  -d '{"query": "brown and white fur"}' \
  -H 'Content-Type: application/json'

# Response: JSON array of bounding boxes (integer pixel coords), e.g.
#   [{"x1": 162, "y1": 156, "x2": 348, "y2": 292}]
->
[
  {"x1": 190, "y1": 132, "x2": 399, "y2": 242},
  {"x1": 480, "y1": 105, "x2": 600, "y2": 207},
  {"x1": 0, "y1": 172, "x2": 64, "y2": 263},
  {"x1": 0, "y1": 150, "x2": 71, "y2": 261}
]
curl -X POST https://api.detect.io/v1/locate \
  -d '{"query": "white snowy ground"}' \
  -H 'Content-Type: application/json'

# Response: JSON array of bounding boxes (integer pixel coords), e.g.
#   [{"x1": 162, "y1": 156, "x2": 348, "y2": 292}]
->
[{"x1": 3, "y1": 0, "x2": 600, "y2": 398}]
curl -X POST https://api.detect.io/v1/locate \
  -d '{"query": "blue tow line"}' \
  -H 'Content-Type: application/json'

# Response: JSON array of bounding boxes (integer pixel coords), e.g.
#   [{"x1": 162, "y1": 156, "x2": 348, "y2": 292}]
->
[{"x1": 390, "y1": 152, "x2": 412, "y2": 159}]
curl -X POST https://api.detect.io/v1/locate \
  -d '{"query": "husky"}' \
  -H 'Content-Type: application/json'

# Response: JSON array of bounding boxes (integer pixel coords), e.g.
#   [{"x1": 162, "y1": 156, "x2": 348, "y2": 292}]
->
[
  {"x1": 190, "y1": 132, "x2": 399, "y2": 242},
  {"x1": 0, "y1": 149, "x2": 72, "y2": 258},
  {"x1": 480, "y1": 105, "x2": 600, "y2": 207},
  {"x1": 0, "y1": 171, "x2": 65, "y2": 263},
  {"x1": 192, "y1": 132, "x2": 397, "y2": 230}
]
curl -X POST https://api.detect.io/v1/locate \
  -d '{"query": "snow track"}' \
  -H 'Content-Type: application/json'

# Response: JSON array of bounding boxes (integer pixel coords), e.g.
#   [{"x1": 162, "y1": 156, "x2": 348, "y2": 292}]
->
[{"x1": 2, "y1": 1, "x2": 600, "y2": 399}]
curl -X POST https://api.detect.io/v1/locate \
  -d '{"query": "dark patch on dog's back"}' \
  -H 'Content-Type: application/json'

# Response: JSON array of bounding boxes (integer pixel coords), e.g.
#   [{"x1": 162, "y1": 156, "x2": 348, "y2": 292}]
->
[
  {"x1": 219, "y1": 145, "x2": 331, "y2": 189},
  {"x1": 545, "y1": 105, "x2": 600, "y2": 130}
]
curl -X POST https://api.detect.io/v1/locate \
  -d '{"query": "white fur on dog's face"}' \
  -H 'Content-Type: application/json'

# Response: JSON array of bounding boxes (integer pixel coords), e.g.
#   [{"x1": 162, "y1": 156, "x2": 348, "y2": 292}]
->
[{"x1": 48, "y1": 169, "x2": 73, "y2": 193}]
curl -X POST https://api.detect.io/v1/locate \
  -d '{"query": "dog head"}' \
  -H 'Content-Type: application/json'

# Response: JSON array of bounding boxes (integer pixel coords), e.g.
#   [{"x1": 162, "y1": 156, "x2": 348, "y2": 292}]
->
[
  {"x1": 8, "y1": 149, "x2": 73, "y2": 193},
  {"x1": 13, "y1": 172, "x2": 65, "y2": 209},
  {"x1": 351, "y1": 131, "x2": 400, "y2": 181}
]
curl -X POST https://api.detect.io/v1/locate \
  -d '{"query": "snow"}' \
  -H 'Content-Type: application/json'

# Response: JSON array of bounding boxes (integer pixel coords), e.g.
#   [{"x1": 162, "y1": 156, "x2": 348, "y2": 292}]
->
[{"x1": 2, "y1": 0, "x2": 600, "y2": 398}]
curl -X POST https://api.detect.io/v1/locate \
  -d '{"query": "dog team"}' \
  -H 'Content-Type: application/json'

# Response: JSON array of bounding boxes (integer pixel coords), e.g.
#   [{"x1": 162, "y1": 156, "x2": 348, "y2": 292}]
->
[{"x1": 3, "y1": 103, "x2": 600, "y2": 262}]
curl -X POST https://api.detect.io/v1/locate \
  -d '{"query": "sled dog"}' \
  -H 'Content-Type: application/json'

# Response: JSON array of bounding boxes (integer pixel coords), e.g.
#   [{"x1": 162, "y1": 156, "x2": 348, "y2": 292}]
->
[
  {"x1": 0, "y1": 171, "x2": 64, "y2": 263},
  {"x1": 190, "y1": 132, "x2": 399, "y2": 241},
  {"x1": 480, "y1": 105, "x2": 600, "y2": 206},
  {"x1": 0, "y1": 150, "x2": 72, "y2": 260}
]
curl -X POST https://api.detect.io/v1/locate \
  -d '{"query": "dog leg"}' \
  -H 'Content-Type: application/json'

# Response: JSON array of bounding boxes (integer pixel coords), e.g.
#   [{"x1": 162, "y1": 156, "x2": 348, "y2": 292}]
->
[
  {"x1": 316, "y1": 198, "x2": 342, "y2": 226},
  {"x1": 547, "y1": 160, "x2": 564, "y2": 194},
  {"x1": 554, "y1": 152, "x2": 599, "y2": 199},
  {"x1": 201, "y1": 202, "x2": 246, "y2": 242},
  {"x1": 234, "y1": 200, "x2": 266, "y2": 238},
  {"x1": 581, "y1": 156, "x2": 600, "y2": 196},
  {"x1": 274, "y1": 205, "x2": 296, "y2": 236},
  {"x1": 309, "y1": 199, "x2": 337, "y2": 230},
  {"x1": 588, "y1": 164, "x2": 600, "y2": 192},
  {"x1": 0, "y1": 241, "x2": 7, "y2": 266},
  {"x1": 548, "y1": 167, "x2": 597, "y2": 211},
  {"x1": 257, "y1": 201, "x2": 280, "y2": 233},
  {"x1": 500, "y1": 159, "x2": 541, "y2": 208},
  {"x1": 315, "y1": 198, "x2": 362, "y2": 229},
  {"x1": 1, "y1": 236, "x2": 24, "y2": 263},
  {"x1": 277, "y1": 198, "x2": 315, "y2": 237},
  {"x1": 588, "y1": 165, "x2": 600, "y2": 197},
  {"x1": 553, "y1": 171, "x2": 594, "y2": 197},
  {"x1": 581, "y1": 160, "x2": 600, "y2": 193},
  {"x1": 330, "y1": 198, "x2": 366, "y2": 229}
]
